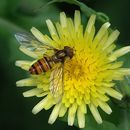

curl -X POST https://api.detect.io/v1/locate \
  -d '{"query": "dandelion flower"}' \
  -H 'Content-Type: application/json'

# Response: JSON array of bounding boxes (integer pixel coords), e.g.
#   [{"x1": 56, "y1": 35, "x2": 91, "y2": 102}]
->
[{"x1": 15, "y1": 10, "x2": 130, "y2": 128}]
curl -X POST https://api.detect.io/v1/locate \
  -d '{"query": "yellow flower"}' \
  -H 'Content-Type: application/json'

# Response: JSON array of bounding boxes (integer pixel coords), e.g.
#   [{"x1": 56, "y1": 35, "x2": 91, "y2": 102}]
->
[{"x1": 16, "y1": 10, "x2": 130, "y2": 128}]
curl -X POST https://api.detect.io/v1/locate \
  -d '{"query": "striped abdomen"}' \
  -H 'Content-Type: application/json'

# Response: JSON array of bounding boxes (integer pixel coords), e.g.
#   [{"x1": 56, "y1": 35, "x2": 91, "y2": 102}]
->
[{"x1": 29, "y1": 57, "x2": 55, "y2": 75}]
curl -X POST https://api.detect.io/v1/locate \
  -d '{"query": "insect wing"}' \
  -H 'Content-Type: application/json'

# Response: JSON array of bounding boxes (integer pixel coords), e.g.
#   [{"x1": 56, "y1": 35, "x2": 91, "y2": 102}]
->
[
  {"x1": 15, "y1": 33, "x2": 54, "y2": 57},
  {"x1": 50, "y1": 63, "x2": 64, "y2": 98}
]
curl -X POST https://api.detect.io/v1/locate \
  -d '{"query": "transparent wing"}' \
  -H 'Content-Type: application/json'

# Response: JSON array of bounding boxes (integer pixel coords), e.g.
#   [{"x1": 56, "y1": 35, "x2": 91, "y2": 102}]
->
[
  {"x1": 15, "y1": 33, "x2": 55, "y2": 57},
  {"x1": 50, "y1": 63, "x2": 64, "y2": 98}
]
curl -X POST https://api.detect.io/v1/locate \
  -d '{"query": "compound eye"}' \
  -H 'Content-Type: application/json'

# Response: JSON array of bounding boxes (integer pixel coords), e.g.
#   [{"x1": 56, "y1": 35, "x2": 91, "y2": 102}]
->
[{"x1": 64, "y1": 46, "x2": 68, "y2": 49}]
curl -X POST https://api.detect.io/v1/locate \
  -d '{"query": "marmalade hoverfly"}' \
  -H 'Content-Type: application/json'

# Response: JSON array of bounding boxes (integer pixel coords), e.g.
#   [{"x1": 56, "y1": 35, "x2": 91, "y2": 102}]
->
[{"x1": 15, "y1": 33, "x2": 74, "y2": 98}]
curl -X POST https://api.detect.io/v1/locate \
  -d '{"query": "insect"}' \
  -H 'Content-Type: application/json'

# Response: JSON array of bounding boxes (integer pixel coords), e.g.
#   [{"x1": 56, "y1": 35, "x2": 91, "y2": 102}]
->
[
  {"x1": 15, "y1": 33, "x2": 74, "y2": 98},
  {"x1": 28, "y1": 46, "x2": 73, "y2": 75}
]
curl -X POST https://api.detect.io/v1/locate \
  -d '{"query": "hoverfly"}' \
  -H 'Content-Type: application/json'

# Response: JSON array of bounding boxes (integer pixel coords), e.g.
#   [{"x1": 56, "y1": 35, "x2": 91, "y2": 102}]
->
[{"x1": 15, "y1": 33, "x2": 74, "y2": 98}]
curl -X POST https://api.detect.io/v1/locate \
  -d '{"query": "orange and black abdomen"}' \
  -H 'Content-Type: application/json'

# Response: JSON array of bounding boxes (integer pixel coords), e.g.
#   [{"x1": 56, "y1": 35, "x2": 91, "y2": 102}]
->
[{"x1": 29, "y1": 57, "x2": 55, "y2": 75}]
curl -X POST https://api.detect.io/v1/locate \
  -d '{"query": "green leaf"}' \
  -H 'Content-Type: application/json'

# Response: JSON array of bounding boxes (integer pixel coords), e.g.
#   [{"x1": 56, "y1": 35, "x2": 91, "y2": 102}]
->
[
  {"x1": 49, "y1": 0, "x2": 109, "y2": 24},
  {"x1": 59, "y1": 112, "x2": 118, "y2": 130},
  {"x1": 117, "y1": 109, "x2": 130, "y2": 130},
  {"x1": 0, "y1": 18, "x2": 25, "y2": 34},
  {"x1": 0, "y1": 0, "x2": 7, "y2": 16},
  {"x1": 82, "y1": 121, "x2": 118, "y2": 130},
  {"x1": 81, "y1": 113, "x2": 118, "y2": 130}
]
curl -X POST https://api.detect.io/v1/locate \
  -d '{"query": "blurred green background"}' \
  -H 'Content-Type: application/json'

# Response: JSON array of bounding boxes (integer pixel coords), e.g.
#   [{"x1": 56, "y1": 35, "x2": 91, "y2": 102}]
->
[{"x1": 0, "y1": 0, "x2": 130, "y2": 130}]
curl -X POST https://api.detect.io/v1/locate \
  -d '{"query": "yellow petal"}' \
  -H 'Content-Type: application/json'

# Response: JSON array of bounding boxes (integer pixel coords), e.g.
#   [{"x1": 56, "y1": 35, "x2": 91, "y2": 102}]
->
[
  {"x1": 74, "y1": 10, "x2": 81, "y2": 32},
  {"x1": 46, "y1": 20, "x2": 58, "y2": 37},
  {"x1": 103, "y1": 88, "x2": 123, "y2": 100},
  {"x1": 16, "y1": 78, "x2": 36, "y2": 87},
  {"x1": 31, "y1": 27, "x2": 48, "y2": 44},
  {"x1": 44, "y1": 99, "x2": 55, "y2": 110},
  {"x1": 85, "y1": 14, "x2": 96, "y2": 34},
  {"x1": 80, "y1": 103, "x2": 87, "y2": 114},
  {"x1": 60, "y1": 12, "x2": 67, "y2": 28},
  {"x1": 32, "y1": 96, "x2": 50, "y2": 114},
  {"x1": 105, "y1": 44, "x2": 116, "y2": 54},
  {"x1": 109, "y1": 46, "x2": 130, "y2": 61},
  {"x1": 97, "y1": 93, "x2": 109, "y2": 102},
  {"x1": 23, "y1": 88, "x2": 43, "y2": 97},
  {"x1": 93, "y1": 22, "x2": 110, "y2": 47},
  {"x1": 68, "y1": 103, "x2": 77, "y2": 126},
  {"x1": 118, "y1": 68, "x2": 130, "y2": 75},
  {"x1": 77, "y1": 106, "x2": 85, "y2": 128},
  {"x1": 84, "y1": 15, "x2": 96, "y2": 44},
  {"x1": 15, "y1": 60, "x2": 32, "y2": 70},
  {"x1": 108, "y1": 62, "x2": 123, "y2": 69},
  {"x1": 48, "y1": 103, "x2": 62, "y2": 124},
  {"x1": 89, "y1": 103, "x2": 102, "y2": 124},
  {"x1": 97, "y1": 99, "x2": 112, "y2": 114},
  {"x1": 97, "y1": 32, "x2": 108, "y2": 49},
  {"x1": 36, "y1": 92, "x2": 49, "y2": 97},
  {"x1": 103, "y1": 30, "x2": 120, "y2": 49},
  {"x1": 59, "y1": 104, "x2": 67, "y2": 117}
]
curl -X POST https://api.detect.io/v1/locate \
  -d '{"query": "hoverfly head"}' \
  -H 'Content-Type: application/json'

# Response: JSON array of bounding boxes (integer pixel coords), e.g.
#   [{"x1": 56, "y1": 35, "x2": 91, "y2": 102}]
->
[{"x1": 64, "y1": 46, "x2": 74, "y2": 59}]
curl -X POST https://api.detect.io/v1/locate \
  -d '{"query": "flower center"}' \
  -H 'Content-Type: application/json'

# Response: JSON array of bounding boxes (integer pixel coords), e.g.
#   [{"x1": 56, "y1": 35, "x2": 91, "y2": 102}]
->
[
  {"x1": 62, "y1": 47, "x2": 106, "y2": 107},
  {"x1": 64, "y1": 57, "x2": 86, "y2": 81}
]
